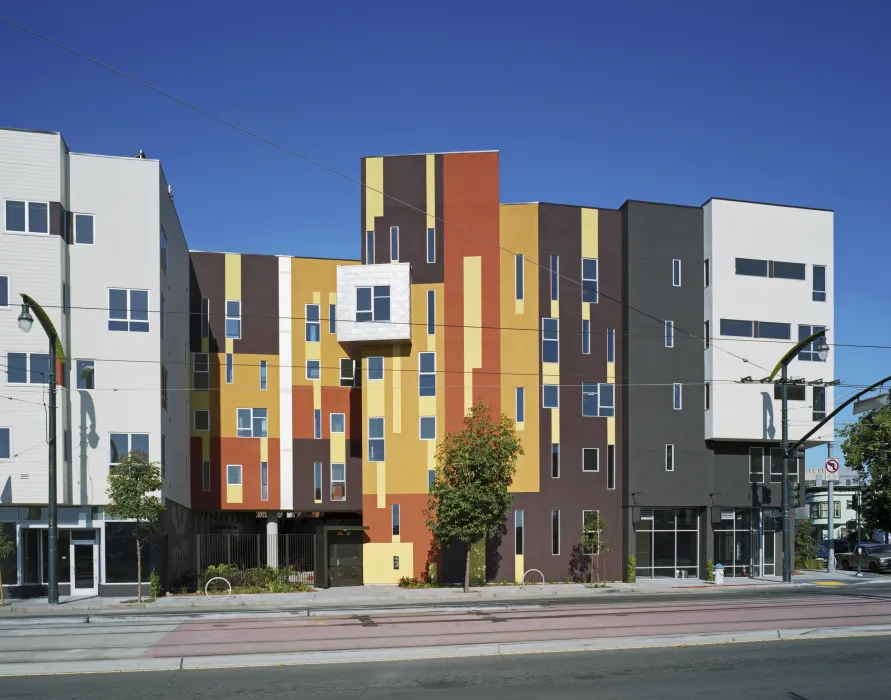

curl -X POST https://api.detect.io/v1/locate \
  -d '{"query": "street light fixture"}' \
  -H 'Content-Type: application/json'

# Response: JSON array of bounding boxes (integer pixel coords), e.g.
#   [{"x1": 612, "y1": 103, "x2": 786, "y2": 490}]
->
[{"x1": 17, "y1": 303, "x2": 34, "y2": 333}]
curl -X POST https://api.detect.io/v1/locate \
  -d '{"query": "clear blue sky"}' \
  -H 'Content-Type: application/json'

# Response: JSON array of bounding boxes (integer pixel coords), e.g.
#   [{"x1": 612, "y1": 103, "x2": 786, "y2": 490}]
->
[{"x1": 1, "y1": 1, "x2": 888, "y2": 465}]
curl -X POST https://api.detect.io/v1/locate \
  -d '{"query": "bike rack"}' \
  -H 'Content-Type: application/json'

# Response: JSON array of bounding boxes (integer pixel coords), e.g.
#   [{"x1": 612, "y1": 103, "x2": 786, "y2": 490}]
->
[
  {"x1": 520, "y1": 569, "x2": 544, "y2": 590},
  {"x1": 204, "y1": 576, "x2": 232, "y2": 600}
]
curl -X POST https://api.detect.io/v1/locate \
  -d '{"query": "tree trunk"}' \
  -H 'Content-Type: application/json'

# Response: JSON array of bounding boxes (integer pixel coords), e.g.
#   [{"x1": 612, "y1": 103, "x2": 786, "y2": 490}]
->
[
  {"x1": 590, "y1": 553, "x2": 595, "y2": 584},
  {"x1": 136, "y1": 539, "x2": 142, "y2": 603},
  {"x1": 0, "y1": 568, "x2": 4, "y2": 606},
  {"x1": 464, "y1": 543, "x2": 471, "y2": 593}
]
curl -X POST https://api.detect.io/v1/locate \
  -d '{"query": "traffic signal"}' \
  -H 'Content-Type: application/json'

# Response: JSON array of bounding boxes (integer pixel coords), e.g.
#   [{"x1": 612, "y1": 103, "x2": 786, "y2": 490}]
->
[
  {"x1": 851, "y1": 493, "x2": 860, "y2": 512},
  {"x1": 788, "y1": 479, "x2": 802, "y2": 508}
]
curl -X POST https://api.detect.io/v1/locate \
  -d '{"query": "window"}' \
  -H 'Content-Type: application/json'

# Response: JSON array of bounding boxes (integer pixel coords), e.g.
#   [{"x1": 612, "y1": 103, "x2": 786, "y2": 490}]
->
[
  {"x1": 161, "y1": 434, "x2": 167, "y2": 477},
  {"x1": 356, "y1": 285, "x2": 390, "y2": 322},
  {"x1": 227, "y1": 464, "x2": 242, "y2": 486},
  {"x1": 160, "y1": 296, "x2": 166, "y2": 339},
  {"x1": 758, "y1": 322, "x2": 791, "y2": 340},
  {"x1": 769, "y1": 447, "x2": 784, "y2": 483},
  {"x1": 543, "y1": 385, "x2": 559, "y2": 409},
  {"x1": 705, "y1": 382, "x2": 710, "y2": 410},
  {"x1": 331, "y1": 413, "x2": 345, "y2": 434},
  {"x1": 798, "y1": 325, "x2": 827, "y2": 362},
  {"x1": 583, "y1": 510, "x2": 600, "y2": 555},
  {"x1": 110, "y1": 433, "x2": 149, "y2": 469},
  {"x1": 607, "y1": 446, "x2": 615, "y2": 489},
  {"x1": 340, "y1": 358, "x2": 356, "y2": 387},
  {"x1": 368, "y1": 417, "x2": 385, "y2": 462},
  {"x1": 427, "y1": 228, "x2": 436, "y2": 263},
  {"x1": 76, "y1": 360, "x2": 95, "y2": 390},
  {"x1": 515, "y1": 254, "x2": 524, "y2": 301},
  {"x1": 0, "y1": 427, "x2": 10, "y2": 460},
  {"x1": 419, "y1": 352, "x2": 436, "y2": 396},
  {"x1": 331, "y1": 463, "x2": 346, "y2": 501},
  {"x1": 367, "y1": 356, "x2": 384, "y2": 381},
  {"x1": 672, "y1": 259, "x2": 682, "y2": 287},
  {"x1": 515, "y1": 510, "x2": 524, "y2": 556},
  {"x1": 749, "y1": 447, "x2": 764, "y2": 483},
  {"x1": 0, "y1": 275, "x2": 7, "y2": 307},
  {"x1": 6, "y1": 352, "x2": 50, "y2": 384},
  {"x1": 419, "y1": 416, "x2": 436, "y2": 441},
  {"x1": 582, "y1": 382, "x2": 615, "y2": 417},
  {"x1": 261, "y1": 462, "x2": 269, "y2": 501},
  {"x1": 194, "y1": 410, "x2": 210, "y2": 431},
  {"x1": 809, "y1": 503, "x2": 822, "y2": 519},
  {"x1": 202, "y1": 461, "x2": 211, "y2": 491},
  {"x1": 813, "y1": 265, "x2": 827, "y2": 302},
  {"x1": 226, "y1": 353, "x2": 234, "y2": 384},
  {"x1": 108, "y1": 289, "x2": 149, "y2": 332},
  {"x1": 673, "y1": 383, "x2": 682, "y2": 410},
  {"x1": 550, "y1": 254, "x2": 559, "y2": 301},
  {"x1": 74, "y1": 213, "x2": 94, "y2": 245},
  {"x1": 313, "y1": 462, "x2": 323, "y2": 502},
  {"x1": 160, "y1": 227, "x2": 168, "y2": 273},
  {"x1": 236, "y1": 408, "x2": 267, "y2": 438},
  {"x1": 542, "y1": 318, "x2": 559, "y2": 363},
  {"x1": 305, "y1": 304, "x2": 320, "y2": 342},
  {"x1": 704, "y1": 320, "x2": 710, "y2": 348},
  {"x1": 194, "y1": 353, "x2": 209, "y2": 390},
  {"x1": 200, "y1": 298, "x2": 210, "y2": 339},
  {"x1": 735, "y1": 258, "x2": 768, "y2": 276},
  {"x1": 390, "y1": 226, "x2": 399, "y2": 261},
  {"x1": 736, "y1": 258, "x2": 805, "y2": 280},
  {"x1": 583, "y1": 447, "x2": 599, "y2": 472},
  {"x1": 365, "y1": 230, "x2": 374, "y2": 264},
  {"x1": 704, "y1": 258, "x2": 710, "y2": 288},
  {"x1": 392, "y1": 504, "x2": 401, "y2": 536},
  {"x1": 813, "y1": 386, "x2": 826, "y2": 422},
  {"x1": 774, "y1": 384, "x2": 806, "y2": 401},
  {"x1": 582, "y1": 258, "x2": 598, "y2": 303},
  {"x1": 225, "y1": 300, "x2": 241, "y2": 339},
  {"x1": 161, "y1": 366, "x2": 168, "y2": 411},
  {"x1": 665, "y1": 444, "x2": 674, "y2": 472},
  {"x1": 551, "y1": 443, "x2": 560, "y2": 478},
  {"x1": 5, "y1": 200, "x2": 48, "y2": 233},
  {"x1": 551, "y1": 510, "x2": 560, "y2": 555},
  {"x1": 582, "y1": 320, "x2": 590, "y2": 355},
  {"x1": 260, "y1": 360, "x2": 268, "y2": 390},
  {"x1": 306, "y1": 360, "x2": 321, "y2": 380},
  {"x1": 720, "y1": 319, "x2": 754, "y2": 337},
  {"x1": 329, "y1": 304, "x2": 336, "y2": 334},
  {"x1": 428, "y1": 470, "x2": 435, "y2": 490},
  {"x1": 773, "y1": 261, "x2": 806, "y2": 280},
  {"x1": 835, "y1": 501, "x2": 841, "y2": 519},
  {"x1": 314, "y1": 409, "x2": 322, "y2": 440},
  {"x1": 516, "y1": 387, "x2": 525, "y2": 423},
  {"x1": 607, "y1": 328, "x2": 615, "y2": 362},
  {"x1": 427, "y1": 290, "x2": 435, "y2": 335},
  {"x1": 665, "y1": 320, "x2": 674, "y2": 348}
]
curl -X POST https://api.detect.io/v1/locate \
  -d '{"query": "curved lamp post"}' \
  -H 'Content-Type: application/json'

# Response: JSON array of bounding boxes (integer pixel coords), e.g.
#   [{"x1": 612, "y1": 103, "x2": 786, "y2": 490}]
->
[
  {"x1": 18, "y1": 294, "x2": 65, "y2": 605},
  {"x1": 768, "y1": 329, "x2": 830, "y2": 583}
]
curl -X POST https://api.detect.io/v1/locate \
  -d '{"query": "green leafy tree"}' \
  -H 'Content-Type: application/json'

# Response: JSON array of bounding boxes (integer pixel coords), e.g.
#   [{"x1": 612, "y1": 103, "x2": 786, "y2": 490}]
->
[
  {"x1": 839, "y1": 404, "x2": 891, "y2": 534},
  {"x1": 105, "y1": 450, "x2": 165, "y2": 602},
  {"x1": 425, "y1": 401, "x2": 523, "y2": 592},
  {"x1": 795, "y1": 517, "x2": 819, "y2": 569},
  {"x1": 0, "y1": 528, "x2": 14, "y2": 605},
  {"x1": 581, "y1": 512, "x2": 612, "y2": 585}
]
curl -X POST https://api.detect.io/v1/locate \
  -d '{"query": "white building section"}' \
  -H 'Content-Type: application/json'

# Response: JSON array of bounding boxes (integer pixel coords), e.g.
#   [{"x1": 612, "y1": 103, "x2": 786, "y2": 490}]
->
[
  {"x1": 704, "y1": 199, "x2": 834, "y2": 444},
  {"x1": 336, "y1": 263, "x2": 412, "y2": 344},
  {"x1": 278, "y1": 255, "x2": 294, "y2": 510}
]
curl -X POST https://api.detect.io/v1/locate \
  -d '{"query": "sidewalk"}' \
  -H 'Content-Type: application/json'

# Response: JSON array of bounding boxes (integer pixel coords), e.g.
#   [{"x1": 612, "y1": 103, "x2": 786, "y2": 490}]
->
[{"x1": 1, "y1": 569, "x2": 882, "y2": 620}]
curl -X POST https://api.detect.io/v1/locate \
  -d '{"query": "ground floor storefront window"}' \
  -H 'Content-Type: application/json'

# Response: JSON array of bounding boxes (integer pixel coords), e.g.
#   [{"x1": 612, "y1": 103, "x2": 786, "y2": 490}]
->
[
  {"x1": 635, "y1": 508, "x2": 699, "y2": 578},
  {"x1": 714, "y1": 508, "x2": 779, "y2": 577}
]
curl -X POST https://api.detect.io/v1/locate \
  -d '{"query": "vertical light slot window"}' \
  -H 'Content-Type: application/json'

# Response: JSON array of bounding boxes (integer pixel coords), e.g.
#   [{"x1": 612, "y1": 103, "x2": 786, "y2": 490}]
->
[
  {"x1": 331, "y1": 463, "x2": 346, "y2": 501},
  {"x1": 550, "y1": 254, "x2": 559, "y2": 301},
  {"x1": 314, "y1": 409, "x2": 322, "y2": 439},
  {"x1": 0, "y1": 428, "x2": 10, "y2": 460},
  {"x1": 542, "y1": 318, "x2": 559, "y2": 363},
  {"x1": 582, "y1": 320, "x2": 590, "y2": 355},
  {"x1": 665, "y1": 320, "x2": 674, "y2": 348},
  {"x1": 813, "y1": 265, "x2": 827, "y2": 302},
  {"x1": 225, "y1": 300, "x2": 241, "y2": 339},
  {"x1": 427, "y1": 290, "x2": 435, "y2": 335},
  {"x1": 329, "y1": 304, "x2": 336, "y2": 334},
  {"x1": 551, "y1": 510, "x2": 560, "y2": 555},
  {"x1": 705, "y1": 381, "x2": 710, "y2": 410},
  {"x1": 515, "y1": 510, "x2": 524, "y2": 556},
  {"x1": 582, "y1": 258, "x2": 598, "y2": 303},
  {"x1": 313, "y1": 462, "x2": 323, "y2": 502},
  {"x1": 673, "y1": 383, "x2": 682, "y2": 410},
  {"x1": 607, "y1": 328, "x2": 615, "y2": 362},
  {"x1": 160, "y1": 296, "x2": 166, "y2": 339},
  {"x1": 200, "y1": 298, "x2": 210, "y2": 339},
  {"x1": 672, "y1": 259, "x2": 682, "y2": 287},
  {"x1": 392, "y1": 504, "x2": 401, "y2": 536},
  {"x1": 427, "y1": 228, "x2": 436, "y2": 263},
  {"x1": 0, "y1": 275, "x2": 8, "y2": 308},
  {"x1": 665, "y1": 444, "x2": 674, "y2": 472},
  {"x1": 305, "y1": 304, "x2": 320, "y2": 342},
  {"x1": 260, "y1": 360, "x2": 268, "y2": 390},
  {"x1": 202, "y1": 460, "x2": 211, "y2": 491},
  {"x1": 704, "y1": 320, "x2": 710, "y2": 349},
  {"x1": 368, "y1": 418, "x2": 385, "y2": 462},
  {"x1": 551, "y1": 443, "x2": 560, "y2": 478},
  {"x1": 390, "y1": 226, "x2": 399, "y2": 262},
  {"x1": 260, "y1": 462, "x2": 269, "y2": 501},
  {"x1": 365, "y1": 230, "x2": 374, "y2": 264},
  {"x1": 607, "y1": 446, "x2": 615, "y2": 489},
  {"x1": 515, "y1": 387, "x2": 525, "y2": 423},
  {"x1": 704, "y1": 258, "x2": 710, "y2": 288},
  {"x1": 419, "y1": 352, "x2": 436, "y2": 397},
  {"x1": 226, "y1": 353, "x2": 233, "y2": 384},
  {"x1": 160, "y1": 227, "x2": 168, "y2": 273},
  {"x1": 749, "y1": 447, "x2": 764, "y2": 483},
  {"x1": 515, "y1": 254, "x2": 524, "y2": 301},
  {"x1": 813, "y1": 386, "x2": 826, "y2": 422},
  {"x1": 161, "y1": 366, "x2": 168, "y2": 411}
]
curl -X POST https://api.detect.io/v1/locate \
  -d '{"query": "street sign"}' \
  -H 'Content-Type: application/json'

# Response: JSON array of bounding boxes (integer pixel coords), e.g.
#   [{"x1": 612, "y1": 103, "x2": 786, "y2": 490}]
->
[
  {"x1": 806, "y1": 468, "x2": 839, "y2": 482},
  {"x1": 826, "y1": 458, "x2": 840, "y2": 474}
]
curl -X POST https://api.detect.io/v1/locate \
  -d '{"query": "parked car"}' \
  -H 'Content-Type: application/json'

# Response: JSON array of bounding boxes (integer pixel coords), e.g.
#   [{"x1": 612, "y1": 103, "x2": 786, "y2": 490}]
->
[{"x1": 836, "y1": 544, "x2": 891, "y2": 573}]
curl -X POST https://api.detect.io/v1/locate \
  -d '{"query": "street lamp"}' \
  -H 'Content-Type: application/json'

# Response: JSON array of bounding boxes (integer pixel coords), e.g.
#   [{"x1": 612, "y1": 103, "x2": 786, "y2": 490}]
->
[{"x1": 18, "y1": 294, "x2": 63, "y2": 605}]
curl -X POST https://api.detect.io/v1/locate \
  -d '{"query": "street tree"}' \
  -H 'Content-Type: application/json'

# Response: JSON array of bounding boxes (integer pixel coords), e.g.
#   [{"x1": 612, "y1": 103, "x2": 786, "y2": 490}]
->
[
  {"x1": 839, "y1": 404, "x2": 891, "y2": 535},
  {"x1": 105, "y1": 450, "x2": 165, "y2": 602},
  {"x1": 0, "y1": 528, "x2": 14, "y2": 605},
  {"x1": 582, "y1": 512, "x2": 613, "y2": 585},
  {"x1": 425, "y1": 401, "x2": 523, "y2": 592}
]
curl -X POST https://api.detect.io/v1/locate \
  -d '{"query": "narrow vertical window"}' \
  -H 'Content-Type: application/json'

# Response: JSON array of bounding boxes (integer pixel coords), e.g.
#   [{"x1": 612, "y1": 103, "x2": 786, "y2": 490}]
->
[
  {"x1": 313, "y1": 462, "x2": 322, "y2": 502},
  {"x1": 665, "y1": 320, "x2": 674, "y2": 348},
  {"x1": 260, "y1": 360, "x2": 268, "y2": 390},
  {"x1": 704, "y1": 258, "x2": 710, "y2": 288},
  {"x1": 392, "y1": 503, "x2": 401, "y2": 536},
  {"x1": 329, "y1": 304, "x2": 336, "y2": 334},
  {"x1": 550, "y1": 254, "x2": 559, "y2": 301},
  {"x1": 515, "y1": 254, "x2": 524, "y2": 301},
  {"x1": 705, "y1": 381, "x2": 710, "y2": 410},
  {"x1": 813, "y1": 265, "x2": 827, "y2": 302},
  {"x1": 160, "y1": 227, "x2": 168, "y2": 273},
  {"x1": 607, "y1": 446, "x2": 615, "y2": 489},
  {"x1": 542, "y1": 318, "x2": 559, "y2": 362},
  {"x1": 704, "y1": 320, "x2": 710, "y2": 349},
  {"x1": 200, "y1": 298, "x2": 210, "y2": 339},
  {"x1": 390, "y1": 226, "x2": 399, "y2": 261},
  {"x1": 551, "y1": 510, "x2": 560, "y2": 555},
  {"x1": 673, "y1": 383, "x2": 682, "y2": 410},
  {"x1": 551, "y1": 443, "x2": 560, "y2": 478},
  {"x1": 515, "y1": 510, "x2": 524, "y2": 556},
  {"x1": 515, "y1": 387, "x2": 525, "y2": 424},
  {"x1": 427, "y1": 290, "x2": 435, "y2": 335},
  {"x1": 607, "y1": 328, "x2": 615, "y2": 362},
  {"x1": 202, "y1": 460, "x2": 211, "y2": 491},
  {"x1": 160, "y1": 295, "x2": 166, "y2": 339},
  {"x1": 813, "y1": 386, "x2": 826, "y2": 421},
  {"x1": 365, "y1": 230, "x2": 374, "y2": 264},
  {"x1": 314, "y1": 409, "x2": 322, "y2": 439},
  {"x1": 582, "y1": 319, "x2": 590, "y2": 355},
  {"x1": 260, "y1": 462, "x2": 269, "y2": 501},
  {"x1": 226, "y1": 353, "x2": 233, "y2": 384},
  {"x1": 331, "y1": 463, "x2": 346, "y2": 501},
  {"x1": 665, "y1": 444, "x2": 675, "y2": 472},
  {"x1": 426, "y1": 228, "x2": 436, "y2": 263},
  {"x1": 582, "y1": 258, "x2": 598, "y2": 303},
  {"x1": 749, "y1": 447, "x2": 764, "y2": 483},
  {"x1": 672, "y1": 259, "x2": 682, "y2": 287}
]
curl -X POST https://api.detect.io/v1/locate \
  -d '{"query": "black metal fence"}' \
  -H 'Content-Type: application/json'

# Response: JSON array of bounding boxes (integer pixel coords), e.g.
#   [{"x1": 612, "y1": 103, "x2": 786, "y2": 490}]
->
[{"x1": 165, "y1": 533, "x2": 315, "y2": 592}]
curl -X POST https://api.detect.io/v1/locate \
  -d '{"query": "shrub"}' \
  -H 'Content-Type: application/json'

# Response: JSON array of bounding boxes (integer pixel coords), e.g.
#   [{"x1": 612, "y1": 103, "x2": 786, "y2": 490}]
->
[
  {"x1": 626, "y1": 555, "x2": 636, "y2": 583},
  {"x1": 705, "y1": 559, "x2": 715, "y2": 582},
  {"x1": 397, "y1": 576, "x2": 432, "y2": 589},
  {"x1": 150, "y1": 570, "x2": 162, "y2": 599}
]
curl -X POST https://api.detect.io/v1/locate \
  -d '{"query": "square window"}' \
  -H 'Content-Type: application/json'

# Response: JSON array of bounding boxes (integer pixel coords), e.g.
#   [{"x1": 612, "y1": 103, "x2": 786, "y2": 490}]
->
[
  {"x1": 306, "y1": 359, "x2": 321, "y2": 380},
  {"x1": 29, "y1": 354, "x2": 50, "y2": 384},
  {"x1": 7, "y1": 353, "x2": 27, "y2": 384},
  {"x1": 194, "y1": 410, "x2": 210, "y2": 431},
  {"x1": 583, "y1": 447, "x2": 599, "y2": 472},
  {"x1": 420, "y1": 416, "x2": 436, "y2": 440},
  {"x1": 74, "y1": 214, "x2": 94, "y2": 244},
  {"x1": 543, "y1": 385, "x2": 559, "y2": 409},
  {"x1": 236, "y1": 408, "x2": 252, "y2": 438},
  {"x1": 5, "y1": 200, "x2": 25, "y2": 232},
  {"x1": 227, "y1": 464, "x2": 242, "y2": 486},
  {"x1": 108, "y1": 289, "x2": 150, "y2": 332},
  {"x1": 331, "y1": 413, "x2": 345, "y2": 434},
  {"x1": 76, "y1": 360, "x2": 95, "y2": 390},
  {"x1": 367, "y1": 356, "x2": 384, "y2": 380}
]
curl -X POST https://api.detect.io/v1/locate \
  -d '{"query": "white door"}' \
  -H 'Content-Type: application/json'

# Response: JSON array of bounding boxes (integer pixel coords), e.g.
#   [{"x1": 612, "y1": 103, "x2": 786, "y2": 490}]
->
[{"x1": 70, "y1": 530, "x2": 99, "y2": 596}]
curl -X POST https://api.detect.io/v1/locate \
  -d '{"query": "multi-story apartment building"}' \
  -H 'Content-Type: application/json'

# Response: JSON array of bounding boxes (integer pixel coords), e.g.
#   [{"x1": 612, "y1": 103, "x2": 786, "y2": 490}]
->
[{"x1": 1, "y1": 126, "x2": 834, "y2": 594}]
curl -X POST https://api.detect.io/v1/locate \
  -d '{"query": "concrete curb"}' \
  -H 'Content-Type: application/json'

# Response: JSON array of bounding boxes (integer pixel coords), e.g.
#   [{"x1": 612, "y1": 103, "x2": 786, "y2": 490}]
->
[{"x1": 2, "y1": 624, "x2": 891, "y2": 676}]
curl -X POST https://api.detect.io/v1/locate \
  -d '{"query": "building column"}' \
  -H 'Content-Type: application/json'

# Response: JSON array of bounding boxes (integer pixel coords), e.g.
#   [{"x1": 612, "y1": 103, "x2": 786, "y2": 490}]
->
[{"x1": 267, "y1": 513, "x2": 279, "y2": 569}]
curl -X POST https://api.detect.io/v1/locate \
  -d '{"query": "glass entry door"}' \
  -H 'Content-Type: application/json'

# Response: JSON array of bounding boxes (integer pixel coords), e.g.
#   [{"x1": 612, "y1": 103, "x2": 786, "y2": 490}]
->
[{"x1": 70, "y1": 530, "x2": 98, "y2": 596}]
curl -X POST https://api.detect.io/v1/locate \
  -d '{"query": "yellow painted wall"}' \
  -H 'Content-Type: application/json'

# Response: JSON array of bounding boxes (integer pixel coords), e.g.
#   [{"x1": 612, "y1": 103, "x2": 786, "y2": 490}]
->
[
  {"x1": 499, "y1": 204, "x2": 540, "y2": 493},
  {"x1": 217, "y1": 353, "x2": 281, "y2": 438},
  {"x1": 363, "y1": 542, "x2": 414, "y2": 584}
]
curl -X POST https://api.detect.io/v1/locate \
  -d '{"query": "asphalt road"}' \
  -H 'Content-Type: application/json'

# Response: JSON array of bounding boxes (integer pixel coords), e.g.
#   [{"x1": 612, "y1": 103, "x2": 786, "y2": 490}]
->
[{"x1": 5, "y1": 636, "x2": 888, "y2": 699}]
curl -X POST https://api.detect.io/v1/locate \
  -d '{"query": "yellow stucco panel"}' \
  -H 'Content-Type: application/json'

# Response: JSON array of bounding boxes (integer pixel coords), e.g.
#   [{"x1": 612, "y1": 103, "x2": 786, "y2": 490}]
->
[
  {"x1": 426, "y1": 154, "x2": 436, "y2": 230},
  {"x1": 224, "y1": 253, "x2": 242, "y2": 301},
  {"x1": 226, "y1": 484, "x2": 243, "y2": 504},
  {"x1": 365, "y1": 157, "x2": 384, "y2": 231},
  {"x1": 581, "y1": 208, "x2": 599, "y2": 259},
  {"x1": 363, "y1": 542, "x2": 414, "y2": 584},
  {"x1": 463, "y1": 256, "x2": 482, "y2": 413},
  {"x1": 217, "y1": 353, "x2": 281, "y2": 438},
  {"x1": 514, "y1": 553, "x2": 525, "y2": 584}
]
